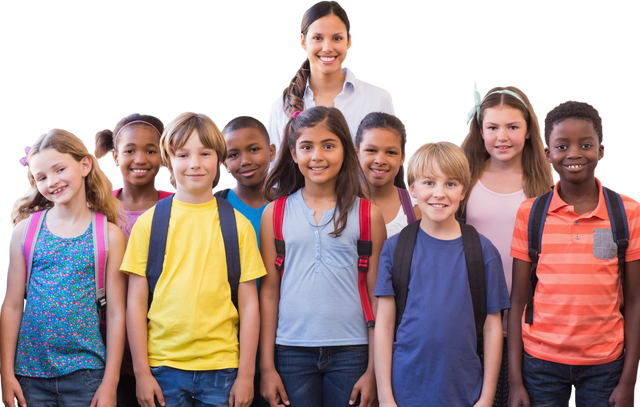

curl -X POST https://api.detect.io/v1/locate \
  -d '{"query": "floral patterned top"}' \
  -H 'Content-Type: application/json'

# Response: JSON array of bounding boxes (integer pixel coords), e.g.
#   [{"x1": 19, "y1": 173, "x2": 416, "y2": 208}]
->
[{"x1": 15, "y1": 218, "x2": 105, "y2": 377}]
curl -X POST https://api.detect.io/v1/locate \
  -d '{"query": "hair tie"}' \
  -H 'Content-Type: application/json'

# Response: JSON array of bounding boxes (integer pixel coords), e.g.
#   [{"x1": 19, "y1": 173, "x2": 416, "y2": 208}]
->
[
  {"x1": 113, "y1": 120, "x2": 162, "y2": 149},
  {"x1": 467, "y1": 83, "x2": 529, "y2": 124},
  {"x1": 292, "y1": 110, "x2": 301, "y2": 119},
  {"x1": 19, "y1": 146, "x2": 31, "y2": 167}
]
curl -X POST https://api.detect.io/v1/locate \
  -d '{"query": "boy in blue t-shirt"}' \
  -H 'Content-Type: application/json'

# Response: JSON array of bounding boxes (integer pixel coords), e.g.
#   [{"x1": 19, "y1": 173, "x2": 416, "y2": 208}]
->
[
  {"x1": 220, "y1": 116, "x2": 275, "y2": 407},
  {"x1": 374, "y1": 142, "x2": 510, "y2": 406}
]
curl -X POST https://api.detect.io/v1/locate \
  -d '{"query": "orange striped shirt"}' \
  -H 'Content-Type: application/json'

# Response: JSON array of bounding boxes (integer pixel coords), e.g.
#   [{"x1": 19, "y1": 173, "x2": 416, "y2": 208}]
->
[{"x1": 511, "y1": 179, "x2": 640, "y2": 365}]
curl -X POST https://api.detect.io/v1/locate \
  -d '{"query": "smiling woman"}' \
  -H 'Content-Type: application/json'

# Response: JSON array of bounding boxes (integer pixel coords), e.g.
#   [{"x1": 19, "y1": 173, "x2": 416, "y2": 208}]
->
[{"x1": 268, "y1": 1, "x2": 395, "y2": 159}]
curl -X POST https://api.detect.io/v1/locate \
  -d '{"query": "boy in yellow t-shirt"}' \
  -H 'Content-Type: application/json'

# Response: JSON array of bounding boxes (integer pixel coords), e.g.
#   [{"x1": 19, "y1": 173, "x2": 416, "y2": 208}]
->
[{"x1": 122, "y1": 112, "x2": 266, "y2": 407}]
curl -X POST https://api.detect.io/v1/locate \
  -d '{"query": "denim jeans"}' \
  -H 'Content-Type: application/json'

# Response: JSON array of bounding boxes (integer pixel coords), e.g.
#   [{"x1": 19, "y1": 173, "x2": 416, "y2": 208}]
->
[
  {"x1": 150, "y1": 365, "x2": 237, "y2": 407},
  {"x1": 275, "y1": 344, "x2": 369, "y2": 407},
  {"x1": 17, "y1": 368, "x2": 104, "y2": 407},
  {"x1": 522, "y1": 350, "x2": 624, "y2": 407}
]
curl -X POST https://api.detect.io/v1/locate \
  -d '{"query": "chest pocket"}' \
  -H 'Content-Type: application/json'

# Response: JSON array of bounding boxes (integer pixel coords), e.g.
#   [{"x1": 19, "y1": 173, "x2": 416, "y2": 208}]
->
[
  {"x1": 593, "y1": 228, "x2": 617, "y2": 260},
  {"x1": 324, "y1": 244, "x2": 355, "y2": 269}
]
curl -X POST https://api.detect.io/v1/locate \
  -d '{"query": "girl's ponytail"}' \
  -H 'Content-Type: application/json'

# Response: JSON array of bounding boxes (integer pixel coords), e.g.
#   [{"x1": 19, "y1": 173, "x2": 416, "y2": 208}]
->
[
  {"x1": 95, "y1": 129, "x2": 115, "y2": 158},
  {"x1": 95, "y1": 113, "x2": 164, "y2": 158}
]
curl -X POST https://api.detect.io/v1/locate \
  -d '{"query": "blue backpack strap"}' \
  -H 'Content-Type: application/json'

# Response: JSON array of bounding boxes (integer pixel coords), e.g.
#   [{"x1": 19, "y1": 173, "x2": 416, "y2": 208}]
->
[
  {"x1": 525, "y1": 191, "x2": 554, "y2": 325},
  {"x1": 459, "y1": 221, "x2": 486, "y2": 337},
  {"x1": 397, "y1": 188, "x2": 417, "y2": 224},
  {"x1": 214, "y1": 189, "x2": 231, "y2": 200},
  {"x1": 146, "y1": 195, "x2": 174, "y2": 297},
  {"x1": 216, "y1": 196, "x2": 240, "y2": 311},
  {"x1": 603, "y1": 187, "x2": 629, "y2": 313}
]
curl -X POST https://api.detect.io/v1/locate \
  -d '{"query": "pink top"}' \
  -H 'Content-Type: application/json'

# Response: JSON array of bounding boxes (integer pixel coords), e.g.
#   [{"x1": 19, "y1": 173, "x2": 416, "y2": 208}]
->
[
  {"x1": 112, "y1": 189, "x2": 173, "y2": 240},
  {"x1": 465, "y1": 179, "x2": 527, "y2": 336}
]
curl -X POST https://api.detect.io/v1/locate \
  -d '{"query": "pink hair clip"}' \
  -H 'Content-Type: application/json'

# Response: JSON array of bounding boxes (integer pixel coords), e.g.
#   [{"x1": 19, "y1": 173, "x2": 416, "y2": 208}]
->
[
  {"x1": 19, "y1": 146, "x2": 31, "y2": 167},
  {"x1": 292, "y1": 110, "x2": 301, "y2": 118}
]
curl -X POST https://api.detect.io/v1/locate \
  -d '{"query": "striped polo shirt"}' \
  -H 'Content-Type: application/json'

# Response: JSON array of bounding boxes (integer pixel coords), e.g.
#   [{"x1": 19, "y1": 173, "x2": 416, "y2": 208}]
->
[{"x1": 511, "y1": 179, "x2": 640, "y2": 365}]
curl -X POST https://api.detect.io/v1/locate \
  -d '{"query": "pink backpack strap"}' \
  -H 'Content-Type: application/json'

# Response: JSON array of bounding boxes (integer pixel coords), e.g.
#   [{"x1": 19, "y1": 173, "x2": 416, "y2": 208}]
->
[
  {"x1": 158, "y1": 190, "x2": 174, "y2": 199},
  {"x1": 21, "y1": 210, "x2": 47, "y2": 296},
  {"x1": 112, "y1": 188, "x2": 122, "y2": 198},
  {"x1": 92, "y1": 212, "x2": 109, "y2": 309}
]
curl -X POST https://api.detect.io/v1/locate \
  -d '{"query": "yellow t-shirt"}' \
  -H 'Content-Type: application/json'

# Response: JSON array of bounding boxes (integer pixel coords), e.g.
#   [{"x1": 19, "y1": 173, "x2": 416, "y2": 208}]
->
[{"x1": 121, "y1": 198, "x2": 266, "y2": 370}]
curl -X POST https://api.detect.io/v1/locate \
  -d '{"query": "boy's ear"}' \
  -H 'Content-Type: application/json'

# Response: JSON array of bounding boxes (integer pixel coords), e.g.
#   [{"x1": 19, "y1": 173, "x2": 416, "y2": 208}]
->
[
  {"x1": 545, "y1": 147, "x2": 551, "y2": 163},
  {"x1": 223, "y1": 161, "x2": 230, "y2": 173},
  {"x1": 409, "y1": 183, "x2": 417, "y2": 198},
  {"x1": 598, "y1": 144, "x2": 604, "y2": 160},
  {"x1": 81, "y1": 156, "x2": 93, "y2": 177},
  {"x1": 269, "y1": 143, "x2": 276, "y2": 163}
]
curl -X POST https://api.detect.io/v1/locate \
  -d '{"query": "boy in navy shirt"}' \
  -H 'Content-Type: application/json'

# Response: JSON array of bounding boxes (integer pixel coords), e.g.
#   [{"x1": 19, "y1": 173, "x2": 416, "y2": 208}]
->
[{"x1": 374, "y1": 142, "x2": 510, "y2": 406}]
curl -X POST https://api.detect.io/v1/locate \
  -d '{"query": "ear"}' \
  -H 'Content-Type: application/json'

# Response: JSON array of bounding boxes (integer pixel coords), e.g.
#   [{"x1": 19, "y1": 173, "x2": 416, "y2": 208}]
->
[
  {"x1": 409, "y1": 183, "x2": 417, "y2": 198},
  {"x1": 80, "y1": 156, "x2": 93, "y2": 177},
  {"x1": 400, "y1": 153, "x2": 405, "y2": 167},
  {"x1": 598, "y1": 143, "x2": 604, "y2": 160},
  {"x1": 223, "y1": 161, "x2": 229, "y2": 172},
  {"x1": 298, "y1": 34, "x2": 307, "y2": 56},
  {"x1": 111, "y1": 149, "x2": 119, "y2": 166},
  {"x1": 545, "y1": 147, "x2": 551, "y2": 163},
  {"x1": 290, "y1": 146, "x2": 298, "y2": 164},
  {"x1": 347, "y1": 33, "x2": 352, "y2": 50},
  {"x1": 269, "y1": 143, "x2": 276, "y2": 163}
]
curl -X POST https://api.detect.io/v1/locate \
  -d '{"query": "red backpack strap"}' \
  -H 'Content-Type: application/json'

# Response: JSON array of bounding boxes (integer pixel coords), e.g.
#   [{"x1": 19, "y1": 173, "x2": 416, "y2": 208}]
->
[
  {"x1": 273, "y1": 196, "x2": 289, "y2": 276},
  {"x1": 357, "y1": 198, "x2": 375, "y2": 327}
]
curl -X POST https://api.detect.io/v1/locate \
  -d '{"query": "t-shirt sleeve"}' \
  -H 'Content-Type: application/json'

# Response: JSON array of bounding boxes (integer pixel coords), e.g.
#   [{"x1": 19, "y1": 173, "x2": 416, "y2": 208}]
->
[
  {"x1": 482, "y1": 236, "x2": 511, "y2": 314},
  {"x1": 375, "y1": 237, "x2": 397, "y2": 297},
  {"x1": 382, "y1": 90, "x2": 395, "y2": 116},
  {"x1": 510, "y1": 199, "x2": 534, "y2": 262},
  {"x1": 120, "y1": 207, "x2": 154, "y2": 277},
  {"x1": 236, "y1": 210, "x2": 267, "y2": 283},
  {"x1": 623, "y1": 196, "x2": 640, "y2": 262}
]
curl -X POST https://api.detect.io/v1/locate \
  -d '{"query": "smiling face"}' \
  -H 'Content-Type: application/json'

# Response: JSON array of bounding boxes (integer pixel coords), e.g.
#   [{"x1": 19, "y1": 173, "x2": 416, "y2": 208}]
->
[
  {"x1": 301, "y1": 14, "x2": 351, "y2": 77},
  {"x1": 291, "y1": 124, "x2": 344, "y2": 188},
  {"x1": 481, "y1": 106, "x2": 529, "y2": 165},
  {"x1": 112, "y1": 125, "x2": 161, "y2": 189},
  {"x1": 224, "y1": 128, "x2": 275, "y2": 188},
  {"x1": 357, "y1": 128, "x2": 404, "y2": 188},
  {"x1": 30, "y1": 148, "x2": 91, "y2": 206},
  {"x1": 169, "y1": 130, "x2": 219, "y2": 199},
  {"x1": 545, "y1": 118, "x2": 603, "y2": 186},
  {"x1": 410, "y1": 165, "x2": 465, "y2": 225}
]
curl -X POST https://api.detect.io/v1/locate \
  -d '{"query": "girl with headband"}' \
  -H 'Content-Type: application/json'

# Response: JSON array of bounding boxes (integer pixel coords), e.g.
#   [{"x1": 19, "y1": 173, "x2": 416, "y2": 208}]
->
[
  {"x1": 95, "y1": 114, "x2": 172, "y2": 406},
  {"x1": 460, "y1": 85, "x2": 553, "y2": 406},
  {"x1": 268, "y1": 1, "x2": 395, "y2": 158}
]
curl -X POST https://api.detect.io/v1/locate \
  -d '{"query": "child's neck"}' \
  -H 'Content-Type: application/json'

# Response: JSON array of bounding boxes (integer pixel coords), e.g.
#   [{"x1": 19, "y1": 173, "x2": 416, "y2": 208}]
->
[
  {"x1": 175, "y1": 188, "x2": 214, "y2": 205},
  {"x1": 233, "y1": 182, "x2": 267, "y2": 209},
  {"x1": 47, "y1": 195, "x2": 93, "y2": 238},
  {"x1": 119, "y1": 181, "x2": 159, "y2": 211},
  {"x1": 366, "y1": 182, "x2": 400, "y2": 224},
  {"x1": 308, "y1": 67, "x2": 345, "y2": 104},
  {"x1": 481, "y1": 156, "x2": 524, "y2": 194},
  {"x1": 557, "y1": 177, "x2": 600, "y2": 215},
  {"x1": 420, "y1": 214, "x2": 461, "y2": 240}
]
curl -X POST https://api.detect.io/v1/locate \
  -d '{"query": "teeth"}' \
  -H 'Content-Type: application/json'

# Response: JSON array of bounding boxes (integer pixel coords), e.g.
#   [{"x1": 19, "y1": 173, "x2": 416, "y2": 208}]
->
[
  {"x1": 52, "y1": 187, "x2": 65, "y2": 194},
  {"x1": 132, "y1": 169, "x2": 148, "y2": 173},
  {"x1": 319, "y1": 56, "x2": 336, "y2": 62},
  {"x1": 567, "y1": 164, "x2": 584, "y2": 169},
  {"x1": 371, "y1": 169, "x2": 388, "y2": 174},
  {"x1": 430, "y1": 204, "x2": 446, "y2": 208},
  {"x1": 311, "y1": 167, "x2": 327, "y2": 170}
]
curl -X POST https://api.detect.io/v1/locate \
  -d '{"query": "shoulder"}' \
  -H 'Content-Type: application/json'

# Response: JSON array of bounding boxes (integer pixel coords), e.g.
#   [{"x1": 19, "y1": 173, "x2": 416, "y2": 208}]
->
[
  {"x1": 618, "y1": 192, "x2": 640, "y2": 214},
  {"x1": 347, "y1": 69, "x2": 392, "y2": 101},
  {"x1": 12, "y1": 217, "x2": 29, "y2": 242},
  {"x1": 107, "y1": 222, "x2": 125, "y2": 242},
  {"x1": 477, "y1": 232, "x2": 502, "y2": 263}
]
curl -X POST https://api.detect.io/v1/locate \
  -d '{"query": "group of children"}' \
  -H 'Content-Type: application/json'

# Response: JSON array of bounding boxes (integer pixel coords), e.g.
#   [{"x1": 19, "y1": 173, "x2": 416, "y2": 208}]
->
[{"x1": 1, "y1": 1, "x2": 638, "y2": 406}]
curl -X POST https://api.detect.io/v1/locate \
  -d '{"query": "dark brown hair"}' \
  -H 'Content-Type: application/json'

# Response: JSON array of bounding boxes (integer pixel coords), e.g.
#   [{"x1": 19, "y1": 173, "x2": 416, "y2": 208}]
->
[
  {"x1": 281, "y1": 1, "x2": 350, "y2": 118},
  {"x1": 95, "y1": 113, "x2": 164, "y2": 158},
  {"x1": 460, "y1": 86, "x2": 553, "y2": 208},
  {"x1": 264, "y1": 106, "x2": 363, "y2": 237}
]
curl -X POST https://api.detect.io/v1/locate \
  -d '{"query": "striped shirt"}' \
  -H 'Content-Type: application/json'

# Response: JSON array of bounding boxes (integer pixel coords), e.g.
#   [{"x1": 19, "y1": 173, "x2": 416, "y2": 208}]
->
[{"x1": 511, "y1": 179, "x2": 640, "y2": 365}]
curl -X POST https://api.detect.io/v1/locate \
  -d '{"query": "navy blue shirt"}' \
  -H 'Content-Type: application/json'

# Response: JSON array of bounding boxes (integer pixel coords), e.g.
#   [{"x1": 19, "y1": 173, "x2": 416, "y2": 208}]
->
[{"x1": 375, "y1": 228, "x2": 510, "y2": 406}]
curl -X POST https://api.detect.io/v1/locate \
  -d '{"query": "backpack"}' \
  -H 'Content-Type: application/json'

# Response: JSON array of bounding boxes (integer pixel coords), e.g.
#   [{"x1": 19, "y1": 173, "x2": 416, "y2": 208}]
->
[
  {"x1": 397, "y1": 188, "x2": 417, "y2": 224},
  {"x1": 272, "y1": 196, "x2": 376, "y2": 328},
  {"x1": 145, "y1": 195, "x2": 241, "y2": 310},
  {"x1": 524, "y1": 186, "x2": 629, "y2": 324},
  {"x1": 214, "y1": 188, "x2": 231, "y2": 200},
  {"x1": 21, "y1": 209, "x2": 109, "y2": 321},
  {"x1": 392, "y1": 220, "x2": 487, "y2": 345}
]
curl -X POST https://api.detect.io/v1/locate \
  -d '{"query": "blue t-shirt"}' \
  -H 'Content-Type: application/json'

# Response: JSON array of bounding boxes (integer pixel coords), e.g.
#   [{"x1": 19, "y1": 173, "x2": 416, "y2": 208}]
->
[
  {"x1": 375, "y1": 228, "x2": 510, "y2": 406},
  {"x1": 226, "y1": 189, "x2": 267, "y2": 249}
]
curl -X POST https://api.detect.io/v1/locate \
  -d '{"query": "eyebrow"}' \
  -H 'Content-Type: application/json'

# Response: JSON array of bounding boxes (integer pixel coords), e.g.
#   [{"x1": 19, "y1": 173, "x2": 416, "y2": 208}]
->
[
  {"x1": 122, "y1": 142, "x2": 158, "y2": 148},
  {"x1": 298, "y1": 138, "x2": 339, "y2": 144},
  {"x1": 484, "y1": 121, "x2": 524, "y2": 126}
]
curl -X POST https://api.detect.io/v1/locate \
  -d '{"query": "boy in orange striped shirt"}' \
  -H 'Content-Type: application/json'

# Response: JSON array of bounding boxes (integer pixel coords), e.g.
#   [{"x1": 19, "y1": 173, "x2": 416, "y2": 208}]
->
[{"x1": 508, "y1": 101, "x2": 640, "y2": 407}]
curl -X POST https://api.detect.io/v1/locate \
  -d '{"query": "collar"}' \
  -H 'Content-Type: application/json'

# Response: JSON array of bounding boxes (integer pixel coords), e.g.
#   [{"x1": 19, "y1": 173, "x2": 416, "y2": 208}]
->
[
  {"x1": 305, "y1": 67, "x2": 357, "y2": 96},
  {"x1": 548, "y1": 178, "x2": 609, "y2": 219}
]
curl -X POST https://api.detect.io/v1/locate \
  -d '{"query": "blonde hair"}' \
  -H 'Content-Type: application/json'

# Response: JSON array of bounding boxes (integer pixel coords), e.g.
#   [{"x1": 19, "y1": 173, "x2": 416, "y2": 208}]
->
[
  {"x1": 160, "y1": 112, "x2": 227, "y2": 188},
  {"x1": 461, "y1": 86, "x2": 553, "y2": 206},
  {"x1": 407, "y1": 142, "x2": 471, "y2": 192},
  {"x1": 12, "y1": 129, "x2": 124, "y2": 225}
]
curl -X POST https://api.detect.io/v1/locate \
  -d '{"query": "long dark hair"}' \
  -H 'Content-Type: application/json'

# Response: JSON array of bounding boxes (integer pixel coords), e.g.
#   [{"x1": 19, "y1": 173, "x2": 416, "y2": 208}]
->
[
  {"x1": 264, "y1": 107, "x2": 363, "y2": 237},
  {"x1": 281, "y1": 1, "x2": 350, "y2": 118},
  {"x1": 355, "y1": 112, "x2": 407, "y2": 189}
]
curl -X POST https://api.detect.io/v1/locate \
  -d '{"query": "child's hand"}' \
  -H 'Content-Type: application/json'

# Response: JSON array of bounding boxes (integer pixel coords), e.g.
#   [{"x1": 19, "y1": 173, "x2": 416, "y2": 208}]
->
[
  {"x1": 90, "y1": 379, "x2": 117, "y2": 407},
  {"x1": 135, "y1": 372, "x2": 165, "y2": 407},
  {"x1": 1, "y1": 375, "x2": 26, "y2": 407},
  {"x1": 378, "y1": 402, "x2": 398, "y2": 407},
  {"x1": 609, "y1": 381, "x2": 634, "y2": 407},
  {"x1": 507, "y1": 382, "x2": 530, "y2": 407},
  {"x1": 472, "y1": 398, "x2": 493, "y2": 407},
  {"x1": 260, "y1": 368, "x2": 290, "y2": 407},
  {"x1": 350, "y1": 367, "x2": 378, "y2": 407},
  {"x1": 228, "y1": 373, "x2": 253, "y2": 407}
]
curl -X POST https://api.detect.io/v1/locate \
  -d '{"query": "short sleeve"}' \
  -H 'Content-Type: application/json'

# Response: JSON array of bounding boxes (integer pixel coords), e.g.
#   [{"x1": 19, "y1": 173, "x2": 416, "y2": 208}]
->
[
  {"x1": 120, "y1": 207, "x2": 154, "y2": 276},
  {"x1": 374, "y1": 237, "x2": 398, "y2": 297},
  {"x1": 236, "y1": 210, "x2": 267, "y2": 282},
  {"x1": 622, "y1": 196, "x2": 640, "y2": 262},
  {"x1": 381, "y1": 90, "x2": 395, "y2": 116},
  {"x1": 481, "y1": 236, "x2": 511, "y2": 314},
  {"x1": 510, "y1": 199, "x2": 534, "y2": 262}
]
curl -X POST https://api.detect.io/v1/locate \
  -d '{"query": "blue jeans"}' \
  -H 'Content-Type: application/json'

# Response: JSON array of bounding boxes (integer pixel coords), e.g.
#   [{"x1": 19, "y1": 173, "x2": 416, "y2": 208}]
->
[
  {"x1": 150, "y1": 366, "x2": 237, "y2": 407},
  {"x1": 275, "y1": 344, "x2": 369, "y2": 407},
  {"x1": 17, "y1": 369, "x2": 104, "y2": 407},
  {"x1": 522, "y1": 350, "x2": 624, "y2": 407}
]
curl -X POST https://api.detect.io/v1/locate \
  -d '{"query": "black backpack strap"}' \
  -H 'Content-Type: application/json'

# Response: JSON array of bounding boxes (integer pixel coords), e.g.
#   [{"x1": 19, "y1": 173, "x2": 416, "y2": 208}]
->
[
  {"x1": 392, "y1": 220, "x2": 421, "y2": 340},
  {"x1": 525, "y1": 191, "x2": 553, "y2": 325},
  {"x1": 214, "y1": 188, "x2": 230, "y2": 200},
  {"x1": 216, "y1": 196, "x2": 241, "y2": 311},
  {"x1": 603, "y1": 187, "x2": 629, "y2": 314},
  {"x1": 146, "y1": 195, "x2": 174, "y2": 304},
  {"x1": 459, "y1": 222, "x2": 486, "y2": 337}
]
